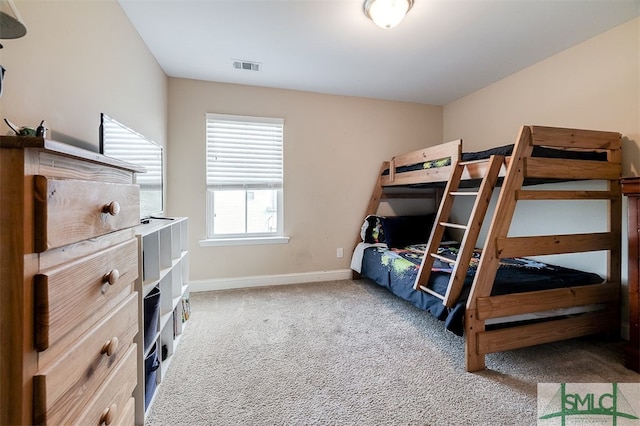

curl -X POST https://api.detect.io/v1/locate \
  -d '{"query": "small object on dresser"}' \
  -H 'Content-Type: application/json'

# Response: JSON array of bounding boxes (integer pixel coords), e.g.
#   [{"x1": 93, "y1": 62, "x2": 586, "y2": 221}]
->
[
  {"x1": 36, "y1": 120, "x2": 47, "y2": 138},
  {"x1": 4, "y1": 117, "x2": 36, "y2": 136}
]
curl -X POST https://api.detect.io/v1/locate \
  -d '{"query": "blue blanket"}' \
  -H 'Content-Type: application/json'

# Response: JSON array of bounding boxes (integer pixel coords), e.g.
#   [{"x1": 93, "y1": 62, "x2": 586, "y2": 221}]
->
[{"x1": 360, "y1": 244, "x2": 603, "y2": 335}]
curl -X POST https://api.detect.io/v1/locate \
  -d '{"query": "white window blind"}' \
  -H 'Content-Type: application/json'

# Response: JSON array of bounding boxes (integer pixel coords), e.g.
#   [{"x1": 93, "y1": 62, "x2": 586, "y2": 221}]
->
[
  {"x1": 205, "y1": 113, "x2": 284, "y2": 240},
  {"x1": 101, "y1": 117, "x2": 162, "y2": 188},
  {"x1": 206, "y1": 114, "x2": 283, "y2": 189}
]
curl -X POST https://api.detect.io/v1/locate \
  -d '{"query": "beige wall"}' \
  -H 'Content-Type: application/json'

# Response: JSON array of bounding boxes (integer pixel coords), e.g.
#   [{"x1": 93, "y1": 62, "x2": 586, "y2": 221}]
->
[
  {"x1": 443, "y1": 17, "x2": 639, "y2": 176},
  {"x1": 0, "y1": 0, "x2": 167, "y2": 151},
  {"x1": 442, "y1": 17, "x2": 639, "y2": 270},
  {"x1": 167, "y1": 78, "x2": 442, "y2": 281}
]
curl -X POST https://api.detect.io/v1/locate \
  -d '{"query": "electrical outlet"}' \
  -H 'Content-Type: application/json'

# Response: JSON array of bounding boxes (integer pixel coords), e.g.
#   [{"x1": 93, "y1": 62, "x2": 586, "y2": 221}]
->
[{"x1": 337, "y1": 248, "x2": 344, "y2": 258}]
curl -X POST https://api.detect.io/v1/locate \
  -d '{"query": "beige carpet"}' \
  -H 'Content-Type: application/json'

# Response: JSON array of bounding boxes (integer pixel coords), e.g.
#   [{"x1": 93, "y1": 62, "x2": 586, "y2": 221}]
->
[{"x1": 145, "y1": 280, "x2": 639, "y2": 425}]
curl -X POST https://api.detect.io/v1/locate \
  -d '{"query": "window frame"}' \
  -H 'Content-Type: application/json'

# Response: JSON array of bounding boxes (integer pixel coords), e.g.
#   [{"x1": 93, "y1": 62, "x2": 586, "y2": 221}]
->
[{"x1": 202, "y1": 113, "x2": 287, "y2": 246}]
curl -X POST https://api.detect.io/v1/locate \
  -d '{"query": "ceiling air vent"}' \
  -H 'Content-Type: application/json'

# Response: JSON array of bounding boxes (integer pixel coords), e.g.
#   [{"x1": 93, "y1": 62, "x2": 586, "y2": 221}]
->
[{"x1": 232, "y1": 60, "x2": 261, "y2": 72}]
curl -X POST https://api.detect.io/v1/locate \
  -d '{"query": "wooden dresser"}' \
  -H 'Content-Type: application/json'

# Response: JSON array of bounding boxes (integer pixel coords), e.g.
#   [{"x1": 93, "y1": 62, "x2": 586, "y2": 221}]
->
[
  {"x1": 622, "y1": 176, "x2": 640, "y2": 373},
  {"x1": 0, "y1": 136, "x2": 144, "y2": 425}
]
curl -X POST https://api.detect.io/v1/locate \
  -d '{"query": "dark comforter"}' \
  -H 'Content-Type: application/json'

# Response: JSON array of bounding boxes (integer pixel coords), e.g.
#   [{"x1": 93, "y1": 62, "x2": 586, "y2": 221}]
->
[{"x1": 360, "y1": 244, "x2": 603, "y2": 335}]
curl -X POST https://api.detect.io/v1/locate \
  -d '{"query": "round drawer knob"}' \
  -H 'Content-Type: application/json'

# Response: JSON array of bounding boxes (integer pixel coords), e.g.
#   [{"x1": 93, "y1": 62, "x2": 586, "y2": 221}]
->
[
  {"x1": 104, "y1": 269, "x2": 120, "y2": 286},
  {"x1": 102, "y1": 336, "x2": 119, "y2": 357},
  {"x1": 100, "y1": 403, "x2": 117, "y2": 425},
  {"x1": 103, "y1": 201, "x2": 120, "y2": 216}
]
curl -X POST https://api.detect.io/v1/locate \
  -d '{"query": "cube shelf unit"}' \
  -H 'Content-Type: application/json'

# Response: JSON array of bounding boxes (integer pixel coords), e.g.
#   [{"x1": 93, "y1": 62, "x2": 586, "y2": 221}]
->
[{"x1": 133, "y1": 217, "x2": 190, "y2": 425}]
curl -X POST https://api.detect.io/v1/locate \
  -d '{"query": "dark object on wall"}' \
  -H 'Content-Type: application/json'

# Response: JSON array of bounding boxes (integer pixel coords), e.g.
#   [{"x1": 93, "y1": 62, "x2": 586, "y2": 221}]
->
[
  {"x1": 0, "y1": 0, "x2": 27, "y2": 98},
  {"x1": 0, "y1": 0, "x2": 26, "y2": 39}
]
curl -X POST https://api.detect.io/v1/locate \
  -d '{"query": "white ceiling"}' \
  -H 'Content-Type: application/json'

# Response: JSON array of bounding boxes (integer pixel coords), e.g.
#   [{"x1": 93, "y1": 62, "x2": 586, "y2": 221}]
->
[{"x1": 118, "y1": 0, "x2": 640, "y2": 105}]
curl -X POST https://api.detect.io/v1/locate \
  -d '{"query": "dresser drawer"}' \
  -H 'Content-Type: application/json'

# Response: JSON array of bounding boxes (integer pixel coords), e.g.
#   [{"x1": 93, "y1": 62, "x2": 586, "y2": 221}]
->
[
  {"x1": 116, "y1": 397, "x2": 136, "y2": 426},
  {"x1": 34, "y1": 176, "x2": 140, "y2": 252},
  {"x1": 33, "y1": 293, "x2": 138, "y2": 425},
  {"x1": 34, "y1": 238, "x2": 138, "y2": 351},
  {"x1": 72, "y1": 344, "x2": 137, "y2": 426}
]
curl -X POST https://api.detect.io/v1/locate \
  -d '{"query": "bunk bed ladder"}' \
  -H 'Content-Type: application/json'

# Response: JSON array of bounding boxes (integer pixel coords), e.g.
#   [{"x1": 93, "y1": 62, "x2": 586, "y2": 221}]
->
[{"x1": 414, "y1": 155, "x2": 505, "y2": 307}]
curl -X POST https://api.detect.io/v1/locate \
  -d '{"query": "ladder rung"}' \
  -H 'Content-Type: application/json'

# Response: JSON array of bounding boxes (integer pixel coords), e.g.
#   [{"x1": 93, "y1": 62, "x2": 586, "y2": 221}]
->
[
  {"x1": 419, "y1": 285, "x2": 445, "y2": 300},
  {"x1": 440, "y1": 222, "x2": 467, "y2": 230},
  {"x1": 449, "y1": 191, "x2": 479, "y2": 196},
  {"x1": 430, "y1": 253, "x2": 455, "y2": 264},
  {"x1": 459, "y1": 158, "x2": 494, "y2": 166}
]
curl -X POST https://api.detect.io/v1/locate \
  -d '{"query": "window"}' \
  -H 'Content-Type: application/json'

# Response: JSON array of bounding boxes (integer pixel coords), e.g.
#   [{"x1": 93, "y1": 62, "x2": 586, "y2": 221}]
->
[{"x1": 205, "y1": 113, "x2": 285, "y2": 243}]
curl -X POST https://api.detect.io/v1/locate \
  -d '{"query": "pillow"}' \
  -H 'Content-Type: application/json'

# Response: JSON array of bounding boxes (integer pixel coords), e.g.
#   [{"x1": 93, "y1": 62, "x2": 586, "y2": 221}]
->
[
  {"x1": 380, "y1": 214, "x2": 436, "y2": 248},
  {"x1": 361, "y1": 215, "x2": 385, "y2": 244}
]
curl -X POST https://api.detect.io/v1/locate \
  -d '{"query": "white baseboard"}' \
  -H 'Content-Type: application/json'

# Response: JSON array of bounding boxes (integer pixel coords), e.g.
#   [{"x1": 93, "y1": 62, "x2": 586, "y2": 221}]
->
[{"x1": 189, "y1": 269, "x2": 353, "y2": 292}]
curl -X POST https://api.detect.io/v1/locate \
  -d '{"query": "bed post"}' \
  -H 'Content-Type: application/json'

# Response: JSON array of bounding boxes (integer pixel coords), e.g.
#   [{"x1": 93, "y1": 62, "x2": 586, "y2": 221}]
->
[
  {"x1": 607, "y1": 142, "x2": 623, "y2": 337},
  {"x1": 464, "y1": 126, "x2": 534, "y2": 372},
  {"x1": 352, "y1": 161, "x2": 389, "y2": 280},
  {"x1": 363, "y1": 161, "x2": 389, "y2": 218}
]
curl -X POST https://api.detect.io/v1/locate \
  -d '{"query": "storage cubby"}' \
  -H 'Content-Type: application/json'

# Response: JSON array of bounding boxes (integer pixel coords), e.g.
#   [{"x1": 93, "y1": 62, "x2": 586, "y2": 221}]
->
[{"x1": 134, "y1": 217, "x2": 190, "y2": 425}]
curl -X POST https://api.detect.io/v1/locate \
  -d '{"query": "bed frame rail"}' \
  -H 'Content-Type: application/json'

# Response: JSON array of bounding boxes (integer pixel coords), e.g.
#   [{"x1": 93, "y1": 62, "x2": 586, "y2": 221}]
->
[
  {"x1": 525, "y1": 158, "x2": 620, "y2": 180},
  {"x1": 529, "y1": 125, "x2": 621, "y2": 150},
  {"x1": 382, "y1": 140, "x2": 461, "y2": 186},
  {"x1": 474, "y1": 308, "x2": 619, "y2": 355},
  {"x1": 497, "y1": 232, "x2": 619, "y2": 258},
  {"x1": 475, "y1": 282, "x2": 619, "y2": 321}
]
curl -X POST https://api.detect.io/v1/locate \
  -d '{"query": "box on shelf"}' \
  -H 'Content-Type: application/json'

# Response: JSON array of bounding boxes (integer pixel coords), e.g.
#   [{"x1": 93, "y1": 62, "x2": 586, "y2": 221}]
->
[
  {"x1": 144, "y1": 342, "x2": 160, "y2": 409},
  {"x1": 181, "y1": 296, "x2": 191, "y2": 322},
  {"x1": 143, "y1": 286, "x2": 160, "y2": 352}
]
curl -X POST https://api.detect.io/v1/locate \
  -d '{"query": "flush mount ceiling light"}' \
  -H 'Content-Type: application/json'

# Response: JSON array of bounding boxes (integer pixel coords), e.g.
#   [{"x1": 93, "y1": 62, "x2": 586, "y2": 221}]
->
[{"x1": 363, "y1": 0, "x2": 414, "y2": 29}]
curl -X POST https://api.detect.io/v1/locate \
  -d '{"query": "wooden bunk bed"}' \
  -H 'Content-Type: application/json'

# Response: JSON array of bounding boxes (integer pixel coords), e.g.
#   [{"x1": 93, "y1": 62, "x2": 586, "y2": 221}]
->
[{"x1": 352, "y1": 125, "x2": 622, "y2": 372}]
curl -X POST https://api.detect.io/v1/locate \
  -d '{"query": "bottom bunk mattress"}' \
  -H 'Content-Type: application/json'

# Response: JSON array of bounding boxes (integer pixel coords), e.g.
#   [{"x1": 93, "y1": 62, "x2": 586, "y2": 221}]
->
[{"x1": 359, "y1": 243, "x2": 604, "y2": 335}]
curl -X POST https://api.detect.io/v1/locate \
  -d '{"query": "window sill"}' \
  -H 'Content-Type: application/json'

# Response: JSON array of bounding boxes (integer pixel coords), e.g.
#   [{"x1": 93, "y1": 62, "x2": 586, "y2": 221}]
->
[{"x1": 199, "y1": 236, "x2": 290, "y2": 247}]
